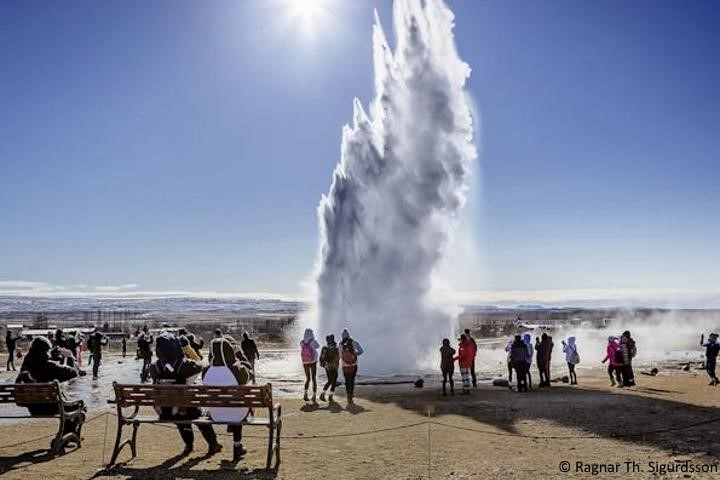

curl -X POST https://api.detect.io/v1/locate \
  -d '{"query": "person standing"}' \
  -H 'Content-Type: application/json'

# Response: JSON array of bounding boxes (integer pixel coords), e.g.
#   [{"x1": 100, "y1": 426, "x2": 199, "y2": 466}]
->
[
  {"x1": 66, "y1": 331, "x2": 79, "y2": 362},
  {"x1": 440, "y1": 338, "x2": 456, "y2": 396},
  {"x1": 510, "y1": 335, "x2": 529, "y2": 392},
  {"x1": 340, "y1": 328, "x2": 363, "y2": 405},
  {"x1": 121, "y1": 336, "x2": 127, "y2": 358},
  {"x1": 504, "y1": 337, "x2": 514, "y2": 384},
  {"x1": 319, "y1": 334, "x2": 340, "y2": 402},
  {"x1": 300, "y1": 328, "x2": 320, "y2": 402},
  {"x1": 523, "y1": 333, "x2": 534, "y2": 389},
  {"x1": 454, "y1": 334, "x2": 473, "y2": 395},
  {"x1": 52, "y1": 329, "x2": 77, "y2": 368},
  {"x1": 620, "y1": 331, "x2": 636, "y2": 387},
  {"x1": 562, "y1": 336, "x2": 579, "y2": 385},
  {"x1": 87, "y1": 327, "x2": 108, "y2": 380},
  {"x1": 464, "y1": 329, "x2": 478, "y2": 388},
  {"x1": 5, "y1": 330, "x2": 18, "y2": 371},
  {"x1": 138, "y1": 326, "x2": 154, "y2": 383},
  {"x1": 701, "y1": 333, "x2": 720, "y2": 386},
  {"x1": 240, "y1": 332, "x2": 260, "y2": 385},
  {"x1": 535, "y1": 333, "x2": 553, "y2": 387},
  {"x1": 601, "y1": 336, "x2": 622, "y2": 386}
]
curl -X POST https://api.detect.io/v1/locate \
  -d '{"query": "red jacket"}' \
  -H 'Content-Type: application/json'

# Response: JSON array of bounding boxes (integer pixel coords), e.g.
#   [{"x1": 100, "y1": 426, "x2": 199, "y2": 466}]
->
[{"x1": 455, "y1": 341, "x2": 474, "y2": 369}]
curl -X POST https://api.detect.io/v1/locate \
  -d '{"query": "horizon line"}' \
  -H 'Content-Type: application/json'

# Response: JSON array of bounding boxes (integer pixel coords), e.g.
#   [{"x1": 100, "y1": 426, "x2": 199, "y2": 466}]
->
[{"x1": 1, "y1": 280, "x2": 718, "y2": 309}]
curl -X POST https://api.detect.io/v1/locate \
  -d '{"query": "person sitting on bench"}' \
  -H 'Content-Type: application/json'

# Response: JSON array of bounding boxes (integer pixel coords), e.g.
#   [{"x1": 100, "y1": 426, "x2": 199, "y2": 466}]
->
[
  {"x1": 147, "y1": 333, "x2": 222, "y2": 456},
  {"x1": 203, "y1": 335, "x2": 251, "y2": 461},
  {"x1": 16, "y1": 336, "x2": 85, "y2": 436}
]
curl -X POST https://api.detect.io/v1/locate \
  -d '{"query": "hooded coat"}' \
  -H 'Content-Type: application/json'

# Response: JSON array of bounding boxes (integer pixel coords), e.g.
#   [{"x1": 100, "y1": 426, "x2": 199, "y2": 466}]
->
[
  {"x1": 148, "y1": 333, "x2": 204, "y2": 420},
  {"x1": 440, "y1": 342, "x2": 456, "y2": 372},
  {"x1": 16, "y1": 336, "x2": 79, "y2": 415},
  {"x1": 604, "y1": 338, "x2": 621, "y2": 366},
  {"x1": 340, "y1": 328, "x2": 364, "y2": 367},
  {"x1": 563, "y1": 337, "x2": 578, "y2": 363},
  {"x1": 203, "y1": 337, "x2": 251, "y2": 422},
  {"x1": 300, "y1": 329, "x2": 320, "y2": 364}
]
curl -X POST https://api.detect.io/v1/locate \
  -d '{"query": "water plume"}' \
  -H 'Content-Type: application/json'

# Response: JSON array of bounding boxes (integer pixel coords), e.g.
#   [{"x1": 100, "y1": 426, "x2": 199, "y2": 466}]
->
[{"x1": 311, "y1": 0, "x2": 477, "y2": 373}]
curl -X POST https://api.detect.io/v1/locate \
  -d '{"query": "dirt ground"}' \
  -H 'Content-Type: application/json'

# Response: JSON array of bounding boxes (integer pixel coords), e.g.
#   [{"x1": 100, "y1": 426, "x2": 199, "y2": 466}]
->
[{"x1": 2, "y1": 368, "x2": 720, "y2": 479}]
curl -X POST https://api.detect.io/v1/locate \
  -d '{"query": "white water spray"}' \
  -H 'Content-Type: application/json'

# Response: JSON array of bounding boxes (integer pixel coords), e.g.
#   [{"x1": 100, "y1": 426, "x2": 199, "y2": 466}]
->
[{"x1": 311, "y1": 0, "x2": 477, "y2": 373}]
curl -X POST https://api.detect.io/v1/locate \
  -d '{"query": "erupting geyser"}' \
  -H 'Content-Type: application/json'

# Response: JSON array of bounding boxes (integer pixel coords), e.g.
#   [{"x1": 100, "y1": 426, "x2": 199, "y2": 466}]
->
[{"x1": 312, "y1": 0, "x2": 477, "y2": 373}]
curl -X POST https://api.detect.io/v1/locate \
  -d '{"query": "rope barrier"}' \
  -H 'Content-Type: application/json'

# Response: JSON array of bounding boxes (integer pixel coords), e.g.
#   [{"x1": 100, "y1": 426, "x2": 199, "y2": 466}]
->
[
  {"x1": 133, "y1": 410, "x2": 720, "y2": 442},
  {"x1": 142, "y1": 415, "x2": 428, "y2": 439},
  {"x1": 5, "y1": 406, "x2": 720, "y2": 449}
]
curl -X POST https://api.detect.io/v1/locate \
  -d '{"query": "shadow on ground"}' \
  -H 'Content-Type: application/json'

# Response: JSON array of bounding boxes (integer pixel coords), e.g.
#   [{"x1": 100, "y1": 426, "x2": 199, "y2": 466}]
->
[
  {"x1": 0, "y1": 448, "x2": 65, "y2": 475},
  {"x1": 365, "y1": 380, "x2": 720, "y2": 460},
  {"x1": 90, "y1": 452, "x2": 278, "y2": 480}
]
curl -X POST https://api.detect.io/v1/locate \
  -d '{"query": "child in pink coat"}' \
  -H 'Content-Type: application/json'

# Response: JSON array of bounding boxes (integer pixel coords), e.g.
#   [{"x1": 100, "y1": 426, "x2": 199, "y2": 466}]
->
[{"x1": 601, "y1": 336, "x2": 622, "y2": 386}]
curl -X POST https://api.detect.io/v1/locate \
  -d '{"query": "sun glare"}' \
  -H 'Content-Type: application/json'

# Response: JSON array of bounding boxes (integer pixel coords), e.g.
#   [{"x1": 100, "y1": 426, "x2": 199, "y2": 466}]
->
[{"x1": 283, "y1": 0, "x2": 332, "y2": 39}]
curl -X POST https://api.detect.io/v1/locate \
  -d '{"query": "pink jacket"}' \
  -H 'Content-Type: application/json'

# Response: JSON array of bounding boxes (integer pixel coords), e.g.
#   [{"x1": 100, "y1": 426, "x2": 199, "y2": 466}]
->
[{"x1": 603, "y1": 340, "x2": 620, "y2": 366}]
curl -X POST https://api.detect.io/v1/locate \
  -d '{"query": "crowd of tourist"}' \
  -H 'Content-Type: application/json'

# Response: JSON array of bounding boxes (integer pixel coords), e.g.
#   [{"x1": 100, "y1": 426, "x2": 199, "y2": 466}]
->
[
  {"x1": 437, "y1": 329, "x2": 640, "y2": 393},
  {"x1": 299, "y1": 327, "x2": 363, "y2": 404},
  {"x1": 7, "y1": 321, "x2": 720, "y2": 461}
]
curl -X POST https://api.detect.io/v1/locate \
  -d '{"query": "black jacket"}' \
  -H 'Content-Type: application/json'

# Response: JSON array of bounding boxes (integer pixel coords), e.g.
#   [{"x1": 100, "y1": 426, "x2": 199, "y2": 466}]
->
[
  {"x1": 16, "y1": 337, "x2": 79, "y2": 415},
  {"x1": 148, "y1": 357, "x2": 204, "y2": 420}
]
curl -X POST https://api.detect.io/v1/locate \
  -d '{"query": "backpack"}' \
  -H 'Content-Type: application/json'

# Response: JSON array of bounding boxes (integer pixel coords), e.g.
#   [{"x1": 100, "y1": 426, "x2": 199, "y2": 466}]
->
[
  {"x1": 301, "y1": 341, "x2": 315, "y2": 363},
  {"x1": 341, "y1": 342, "x2": 358, "y2": 366},
  {"x1": 628, "y1": 339, "x2": 637, "y2": 358},
  {"x1": 319, "y1": 347, "x2": 327, "y2": 368},
  {"x1": 320, "y1": 346, "x2": 339, "y2": 368},
  {"x1": 569, "y1": 348, "x2": 580, "y2": 365},
  {"x1": 510, "y1": 344, "x2": 527, "y2": 365}
]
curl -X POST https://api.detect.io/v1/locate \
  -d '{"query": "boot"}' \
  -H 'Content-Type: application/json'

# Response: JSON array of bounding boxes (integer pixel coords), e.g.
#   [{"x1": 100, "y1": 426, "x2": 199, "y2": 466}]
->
[
  {"x1": 233, "y1": 443, "x2": 247, "y2": 461},
  {"x1": 303, "y1": 391, "x2": 309, "y2": 402},
  {"x1": 207, "y1": 442, "x2": 223, "y2": 456},
  {"x1": 319, "y1": 391, "x2": 326, "y2": 402}
]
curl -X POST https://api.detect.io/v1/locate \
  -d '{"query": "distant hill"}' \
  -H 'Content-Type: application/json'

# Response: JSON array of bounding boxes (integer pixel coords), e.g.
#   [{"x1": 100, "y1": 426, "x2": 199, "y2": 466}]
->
[{"x1": 0, "y1": 296, "x2": 303, "y2": 314}]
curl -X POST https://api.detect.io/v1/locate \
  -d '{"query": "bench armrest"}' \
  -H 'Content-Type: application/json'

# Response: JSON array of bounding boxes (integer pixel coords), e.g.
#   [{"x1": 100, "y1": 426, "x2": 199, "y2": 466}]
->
[
  {"x1": 64, "y1": 409, "x2": 85, "y2": 421},
  {"x1": 62, "y1": 399, "x2": 84, "y2": 410}
]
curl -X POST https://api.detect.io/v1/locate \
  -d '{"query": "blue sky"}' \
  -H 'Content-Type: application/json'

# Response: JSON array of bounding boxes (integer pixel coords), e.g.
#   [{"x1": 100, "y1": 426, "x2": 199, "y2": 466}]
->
[{"x1": 1, "y1": 0, "x2": 718, "y2": 303}]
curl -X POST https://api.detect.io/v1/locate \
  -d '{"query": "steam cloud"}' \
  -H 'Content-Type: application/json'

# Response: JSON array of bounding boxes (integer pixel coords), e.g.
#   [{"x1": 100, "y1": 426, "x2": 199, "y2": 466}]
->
[{"x1": 312, "y1": 0, "x2": 477, "y2": 373}]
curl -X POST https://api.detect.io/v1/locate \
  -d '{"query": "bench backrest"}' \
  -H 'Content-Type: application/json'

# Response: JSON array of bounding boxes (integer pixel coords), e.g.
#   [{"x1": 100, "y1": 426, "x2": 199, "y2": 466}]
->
[
  {"x1": 113, "y1": 383, "x2": 273, "y2": 409},
  {"x1": 0, "y1": 382, "x2": 61, "y2": 405}
]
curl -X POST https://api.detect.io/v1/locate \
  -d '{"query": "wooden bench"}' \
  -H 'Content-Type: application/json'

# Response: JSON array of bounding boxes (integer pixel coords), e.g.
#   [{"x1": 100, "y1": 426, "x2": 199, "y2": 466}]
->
[
  {"x1": 110, "y1": 382, "x2": 282, "y2": 469},
  {"x1": 0, "y1": 381, "x2": 86, "y2": 455}
]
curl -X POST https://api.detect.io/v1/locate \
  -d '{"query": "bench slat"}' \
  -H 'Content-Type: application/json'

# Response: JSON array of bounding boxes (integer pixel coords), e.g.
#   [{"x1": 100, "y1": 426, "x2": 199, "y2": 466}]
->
[
  {"x1": 130, "y1": 416, "x2": 274, "y2": 426},
  {"x1": 0, "y1": 383, "x2": 60, "y2": 405},
  {"x1": 113, "y1": 383, "x2": 273, "y2": 409}
]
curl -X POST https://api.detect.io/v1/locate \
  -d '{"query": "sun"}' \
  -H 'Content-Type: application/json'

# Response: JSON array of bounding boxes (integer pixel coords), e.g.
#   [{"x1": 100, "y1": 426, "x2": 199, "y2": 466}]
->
[{"x1": 283, "y1": 0, "x2": 332, "y2": 39}]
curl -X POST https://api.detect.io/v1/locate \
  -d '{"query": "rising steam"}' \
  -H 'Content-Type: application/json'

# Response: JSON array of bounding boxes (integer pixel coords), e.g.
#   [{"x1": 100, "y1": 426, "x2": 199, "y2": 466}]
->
[{"x1": 311, "y1": 0, "x2": 477, "y2": 373}]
